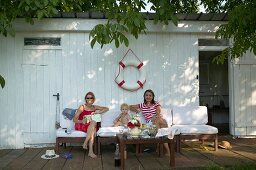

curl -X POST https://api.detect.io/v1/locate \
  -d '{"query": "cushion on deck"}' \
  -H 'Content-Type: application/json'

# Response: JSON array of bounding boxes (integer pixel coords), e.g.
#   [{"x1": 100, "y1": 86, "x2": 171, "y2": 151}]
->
[
  {"x1": 172, "y1": 125, "x2": 218, "y2": 134},
  {"x1": 172, "y1": 106, "x2": 208, "y2": 125},
  {"x1": 56, "y1": 128, "x2": 86, "y2": 137}
]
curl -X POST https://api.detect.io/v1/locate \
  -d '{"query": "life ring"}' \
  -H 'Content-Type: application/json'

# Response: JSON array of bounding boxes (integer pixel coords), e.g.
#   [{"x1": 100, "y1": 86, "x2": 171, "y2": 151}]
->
[{"x1": 115, "y1": 60, "x2": 146, "y2": 91}]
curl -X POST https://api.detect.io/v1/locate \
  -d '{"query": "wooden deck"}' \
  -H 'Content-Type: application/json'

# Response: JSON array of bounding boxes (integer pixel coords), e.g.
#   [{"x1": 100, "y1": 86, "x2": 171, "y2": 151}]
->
[{"x1": 0, "y1": 135, "x2": 256, "y2": 170}]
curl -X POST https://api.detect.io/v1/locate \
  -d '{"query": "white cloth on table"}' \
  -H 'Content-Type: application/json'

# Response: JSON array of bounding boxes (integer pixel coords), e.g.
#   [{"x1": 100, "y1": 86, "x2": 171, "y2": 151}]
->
[{"x1": 155, "y1": 127, "x2": 180, "y2": 139}]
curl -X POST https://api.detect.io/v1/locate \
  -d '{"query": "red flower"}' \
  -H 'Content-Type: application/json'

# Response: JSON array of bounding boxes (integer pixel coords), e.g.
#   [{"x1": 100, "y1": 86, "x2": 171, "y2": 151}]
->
[{"x1": 127, "y1": 122, "x2": 135, "y2": 129}]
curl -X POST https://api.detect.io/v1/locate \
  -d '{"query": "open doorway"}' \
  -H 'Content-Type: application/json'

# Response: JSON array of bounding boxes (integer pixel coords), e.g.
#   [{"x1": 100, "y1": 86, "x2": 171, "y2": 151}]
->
[{"x1": 199, "y1": 51, "x2": 229, "y2": 134}]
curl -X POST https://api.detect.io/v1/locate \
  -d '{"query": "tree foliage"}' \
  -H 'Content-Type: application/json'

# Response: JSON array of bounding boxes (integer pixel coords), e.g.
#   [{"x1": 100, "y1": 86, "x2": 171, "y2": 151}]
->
[{"x1": 0, "y1": 0, "x2": 256, "y2": 87}]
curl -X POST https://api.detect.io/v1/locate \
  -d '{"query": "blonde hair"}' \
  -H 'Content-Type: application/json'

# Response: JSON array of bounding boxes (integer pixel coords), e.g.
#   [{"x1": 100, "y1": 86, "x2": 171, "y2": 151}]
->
[{"x1": 120, "y1": 103, "x2": 129, "y2": 110}]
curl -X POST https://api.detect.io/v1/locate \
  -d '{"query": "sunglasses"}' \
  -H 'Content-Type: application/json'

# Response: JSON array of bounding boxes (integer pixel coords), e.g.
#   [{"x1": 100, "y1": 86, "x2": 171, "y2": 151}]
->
[{"x1": 86, "y1": 97, "x2": 94, "y2": 99}]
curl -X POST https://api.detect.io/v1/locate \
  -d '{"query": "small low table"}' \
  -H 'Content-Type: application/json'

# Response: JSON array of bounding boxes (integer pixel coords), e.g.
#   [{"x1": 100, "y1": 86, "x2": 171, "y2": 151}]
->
[{"x1": 116, "y1": 133, "x2": 175, "y2": 170}]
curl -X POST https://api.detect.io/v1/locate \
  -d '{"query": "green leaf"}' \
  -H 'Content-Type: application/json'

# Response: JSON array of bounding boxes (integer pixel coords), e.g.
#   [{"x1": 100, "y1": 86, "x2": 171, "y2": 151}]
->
[
  {"x1": 25, "y1": 0, "x2": 31, "y2": 5},
  {"x1": 170, "y1": 14, "x2": 178, "y2": 26},
  {"x1": 37, "y1": 10, "x2": 44, "y2": 19},
  {"x1": 44, "y1": 0, "x2": 49, "y2": 6},
  {"x1": 115, "y1": 38, "x2": 119, "y2": 48},
  {"x1": 35, "y1": 1, "x2": 42, "y2": 8},
  {"x1": 25, "y1": 6, "x2": 30, "y2": 12},
  {"x1": 90, "y1": 38, "x2": 97, "y2": 48},
  {"x1": 134, "y1": 18, "x2": 140, "y2": 27},
  {"x1": 18, "y1": 1, "x2": 24, "y2": 8},
  {"x1": 123, "y1": 36, "x2": 129, "y2": 47},
  {"x1": 0, "y1": 75, "x2": 5, "y2": 88}
]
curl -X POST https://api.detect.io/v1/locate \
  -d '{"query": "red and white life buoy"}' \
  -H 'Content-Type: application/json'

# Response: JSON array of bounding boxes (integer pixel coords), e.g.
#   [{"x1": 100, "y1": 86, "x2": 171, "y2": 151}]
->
[{"x1": 115, "y1": 60, "x2": 146, "y2": 91}]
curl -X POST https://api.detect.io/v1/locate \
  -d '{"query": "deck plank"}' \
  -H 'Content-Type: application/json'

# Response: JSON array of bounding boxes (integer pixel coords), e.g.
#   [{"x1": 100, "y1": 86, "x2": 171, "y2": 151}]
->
[
  {"x1": 1, "y1": 136, "x2": 256, "y2": 169},
  {"x1": 101, "y1": 145, "x2": 119, "y2": 170},
  {"x1": 0, "y1": 149, "x2": 12, "y2": 158},
  {"x1": 5, "y1": 148, "x2": 42, "y2": 169},
  {"x1": 137, "y1": 152, "x2": 163, "y2": 170},
  {"x1": 42, "y1": 146, "x2": 72, "y2": 170},
  {"x1": 23, "y1": 148, "x2": 52, "y2": 170},
  {"x1": 228, "y1": 145, "x2": 256, "y2": 161},
  {"x1": 185, "y1": 141, "x2": 253, "y2": 167},
  {"x1": 0, "y1": 149, "x2": 26, "y2": 169},
  {"x1": 62, "y1": 146, "x2": 85, "y2": 170},
  {"x1": 180, "y1": 143, "x2": 215, "y2": 168},
  {"x1": 124, "y1": 152, "x2": 144, "y2": 170}
]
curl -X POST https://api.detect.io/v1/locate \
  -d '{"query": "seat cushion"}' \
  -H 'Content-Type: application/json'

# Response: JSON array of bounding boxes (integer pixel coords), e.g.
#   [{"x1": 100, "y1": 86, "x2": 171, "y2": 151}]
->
[
  {"x1": 101, "y1": 110, "x2": 123, "y2": 127},
  {"x1": 172, "y1": 125, "x2": 218, "y2": 134},
  {"x1": 172, "y1": 106, "x2": 208, "y2": 125},
  {"x1": 97, "y1": 126, "x2": 128, "y2": 137},
  {"x1": 161, "y1": 108, "x2": 172, "y2": 127},
  {"x1": 56, "y1": 128, "x2": 86, "y2": 137}
]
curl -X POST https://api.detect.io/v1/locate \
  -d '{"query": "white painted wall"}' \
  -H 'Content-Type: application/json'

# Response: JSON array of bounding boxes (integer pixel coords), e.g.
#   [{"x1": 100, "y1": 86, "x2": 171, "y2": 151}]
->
[
  {"x1": 0, "y1": 19, "x2": 227, "y2": 148},
  {"x1": 230, "y1": 52, "x2": 256, "y2": 136}
]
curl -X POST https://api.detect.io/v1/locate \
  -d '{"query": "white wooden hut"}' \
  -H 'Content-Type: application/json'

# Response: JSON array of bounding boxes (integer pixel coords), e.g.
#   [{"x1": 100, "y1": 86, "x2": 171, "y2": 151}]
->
[{"x1": 0, "y1": 13, "x2": 255, "y2": 149}]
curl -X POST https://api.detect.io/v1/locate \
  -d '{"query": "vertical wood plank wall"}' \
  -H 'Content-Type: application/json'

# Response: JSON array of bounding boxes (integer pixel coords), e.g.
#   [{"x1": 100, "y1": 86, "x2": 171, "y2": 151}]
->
[
  {"x1": 231, "y1": 51, "x2": 256, "y2": 136},
  {"x1": 0, "y1": 29, "x2": 238, "y2": 148}
]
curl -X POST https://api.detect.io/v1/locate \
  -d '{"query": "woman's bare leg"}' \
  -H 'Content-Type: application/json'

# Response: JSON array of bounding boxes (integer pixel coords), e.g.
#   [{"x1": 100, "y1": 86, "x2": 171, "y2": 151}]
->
[
  {"x1": 88, "y1": 127, "x2": 97, "y2": 158},
  {"x1": 83, "y1": 121, "x2": 96, "y2": 150},
  {"x1": 154, "y1": 117, "x2": 170, "y2": 156},
  {"x1": 88, "y1": 122, "x2": 97, "y2": 158}
]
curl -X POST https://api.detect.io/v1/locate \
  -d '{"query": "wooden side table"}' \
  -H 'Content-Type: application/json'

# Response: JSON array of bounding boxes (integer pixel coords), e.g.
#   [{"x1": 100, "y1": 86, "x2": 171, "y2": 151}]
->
[{"x1": 116, "y1": 134, "x2": 175, "y2": 170}]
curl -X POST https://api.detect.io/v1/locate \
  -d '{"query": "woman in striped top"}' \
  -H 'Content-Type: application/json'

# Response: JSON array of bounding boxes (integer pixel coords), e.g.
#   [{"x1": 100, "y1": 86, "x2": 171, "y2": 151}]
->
[{"x1": 129, "y1": 89, "x2": 170, "y2": 156}]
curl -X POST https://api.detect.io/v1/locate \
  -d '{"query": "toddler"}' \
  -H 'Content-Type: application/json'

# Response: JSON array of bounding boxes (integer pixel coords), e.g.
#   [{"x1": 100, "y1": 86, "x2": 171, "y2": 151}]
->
[{"x1": 113, "y1": 103, "x2": 131, "y2": 127}]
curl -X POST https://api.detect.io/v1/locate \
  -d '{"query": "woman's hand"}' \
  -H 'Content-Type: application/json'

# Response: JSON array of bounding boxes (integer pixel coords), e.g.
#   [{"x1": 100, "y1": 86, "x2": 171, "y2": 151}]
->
[
  {"x1": 82, "y1": 118, "x2": 87, "y2": 124},
  {"x1": 129, "y1": 104, "x2": 141, "y2": 113}
]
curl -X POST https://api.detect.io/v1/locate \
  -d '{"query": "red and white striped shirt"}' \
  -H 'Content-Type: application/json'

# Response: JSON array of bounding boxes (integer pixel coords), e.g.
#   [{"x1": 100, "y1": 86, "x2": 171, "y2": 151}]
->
[{"x1": 139, "y1": 102, "x2": 160, "y2": 122}]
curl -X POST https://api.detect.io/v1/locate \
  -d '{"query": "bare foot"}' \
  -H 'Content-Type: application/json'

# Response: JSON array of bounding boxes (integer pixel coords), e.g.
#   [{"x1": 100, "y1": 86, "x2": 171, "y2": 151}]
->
[
  {"x1": 82, "y1": 143, "x2": 88, "y2": 150},
  {"x1": 165, "y1": 153, "x2": 170, "y2": 157},
  {"x1": 88, "y1": 152, "x2": 97, "y2": 158}
]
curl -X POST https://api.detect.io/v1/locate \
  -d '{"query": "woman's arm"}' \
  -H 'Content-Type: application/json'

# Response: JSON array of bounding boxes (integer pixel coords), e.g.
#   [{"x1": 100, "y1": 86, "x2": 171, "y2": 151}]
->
[
  {"x1": 73, "y1": 105, "x2": 84, "y2": 123},
  {"x1": 156, "y1": 105, "x2": 161, "y2": 118},
  {"x1": 94, "y1": 105, "x2": 109, "y2": 114},
  {"x1": 129, "y1": 104, "x2": 140, "y2": 113}
]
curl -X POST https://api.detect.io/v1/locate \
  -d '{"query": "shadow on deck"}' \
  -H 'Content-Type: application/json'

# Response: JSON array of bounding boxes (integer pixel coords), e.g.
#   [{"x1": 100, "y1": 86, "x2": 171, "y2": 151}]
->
[{"x1": 0, "y1": 135, "x2": 256, "y2": 170}]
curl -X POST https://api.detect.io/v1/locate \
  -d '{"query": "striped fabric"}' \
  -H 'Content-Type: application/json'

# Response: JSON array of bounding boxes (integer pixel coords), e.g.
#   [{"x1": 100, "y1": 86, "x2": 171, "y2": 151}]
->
[{"x1": 139, "y1": 102, "x2": 160, "y2": 122}]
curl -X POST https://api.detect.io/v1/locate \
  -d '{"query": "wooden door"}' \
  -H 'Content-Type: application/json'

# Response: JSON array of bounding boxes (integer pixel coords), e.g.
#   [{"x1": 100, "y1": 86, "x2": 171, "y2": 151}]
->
[{"x1": 22, "y1": 49, "x2": 62, "y2": 145}]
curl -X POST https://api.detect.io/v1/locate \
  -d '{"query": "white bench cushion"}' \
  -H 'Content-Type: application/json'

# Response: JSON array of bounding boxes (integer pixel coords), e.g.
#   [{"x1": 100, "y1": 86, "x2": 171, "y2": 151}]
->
[
  {"x1": 56, "y1": 128, "x2": 87, "y2": 137},
  {"x1": 161, "y1": 108, "x2": 172, "y2": 127},
  {"x1": 101, "y1": 110, "x2": 124, "y2": 127},
  {"x1": 172, "y1": 106, "x2": 208, "y2": 125},
  {"x1": 172, "y1": 125, "x2": 218, "y2": 134}
]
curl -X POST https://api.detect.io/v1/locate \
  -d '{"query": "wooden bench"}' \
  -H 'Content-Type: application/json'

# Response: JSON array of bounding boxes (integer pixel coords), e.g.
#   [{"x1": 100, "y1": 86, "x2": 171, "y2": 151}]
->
[
  {"x1": 171, "y1": 106, "x2": 218, "y2": 152},
  {"x1": 55, "y1": 108, "x2": 97, "y2": 153}
]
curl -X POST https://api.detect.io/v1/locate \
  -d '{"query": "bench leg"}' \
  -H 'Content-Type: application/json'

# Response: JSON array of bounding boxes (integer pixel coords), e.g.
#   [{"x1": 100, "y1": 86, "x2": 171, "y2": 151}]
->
[
  {"x1": 176, "y1": 135, "x2": 181, "y2": 153},
  {"x1": 214, "y1": 135, "x2": 218, "y2": 151},
  {"x1": 97, "y1": 137, "x2": 101, "y2": 155},
  {"x1": 56, "y1": 138, "x2": 60, "y2": 154}
]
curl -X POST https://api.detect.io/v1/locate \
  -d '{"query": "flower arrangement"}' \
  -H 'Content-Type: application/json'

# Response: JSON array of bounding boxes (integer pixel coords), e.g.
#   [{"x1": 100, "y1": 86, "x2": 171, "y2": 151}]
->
[{"x1": 127, "y1": 114, "x2": 141, "y2": 129}]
